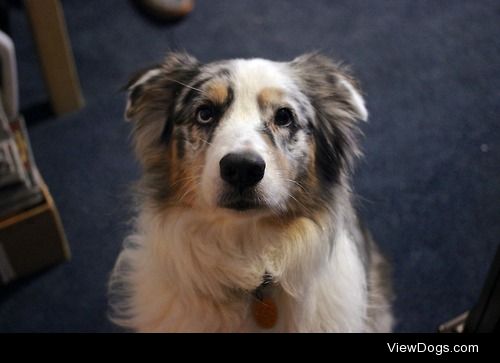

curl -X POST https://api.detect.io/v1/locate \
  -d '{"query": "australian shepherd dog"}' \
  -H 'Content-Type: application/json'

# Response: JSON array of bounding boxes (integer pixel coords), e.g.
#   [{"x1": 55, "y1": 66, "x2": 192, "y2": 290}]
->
[{"x1": 109, "y1": 52, "x2": 393, "y2": 332}]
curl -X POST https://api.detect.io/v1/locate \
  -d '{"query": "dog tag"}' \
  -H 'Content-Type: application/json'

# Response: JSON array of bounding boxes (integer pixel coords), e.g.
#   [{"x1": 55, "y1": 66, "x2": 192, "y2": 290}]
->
[{"x1": 252, "y1": 296, "x2": 278, "y2": 329}]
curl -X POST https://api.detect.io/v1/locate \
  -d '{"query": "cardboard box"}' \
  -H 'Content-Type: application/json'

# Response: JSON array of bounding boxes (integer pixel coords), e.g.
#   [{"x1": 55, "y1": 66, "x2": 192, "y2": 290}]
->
[{"x1": 0, "y1": 182, "x2": 70, "y2": 285}]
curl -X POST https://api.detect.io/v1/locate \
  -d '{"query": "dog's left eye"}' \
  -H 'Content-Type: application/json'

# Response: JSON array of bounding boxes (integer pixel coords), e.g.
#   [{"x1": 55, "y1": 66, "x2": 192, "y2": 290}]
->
[
  {"x1": 274, "y1": 107, "x2": 294, "y2": 127},
  {"x1": 196, "y1": 105, "x2": 216, "y2": 124}
]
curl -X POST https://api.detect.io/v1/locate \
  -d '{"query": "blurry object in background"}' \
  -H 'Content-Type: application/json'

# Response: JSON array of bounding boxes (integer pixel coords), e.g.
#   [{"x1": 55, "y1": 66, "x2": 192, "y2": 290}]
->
[
  {"x1": 134, "y1": 0, "x2": 194, "y2": 21},
  {"x1": 0, "y1": 29, "x2": 42, "y2": 220},
  {"x1": 438, "y1": 311, "x2": 469, "y2": 333},
  {"x1": 0, "y1": 29, "x2": 70, "y2": 286},
  {"x1": 464, "y1": 245, "x2": 500, "y2": 332},
  {"x1": 439, "y1": 245, "x2": 500, "y2": 333},
  {"x1": 0, "y1": 30, "x2": 18, "y2": 122},
  {"x1": 0, "y1": 113, "x2": 25, "y2": 189},
  {"x1": 24, "y1": 0, "x2": 84, "y2": 116},
  {"x1": 0, "y1": 114, "x2": 43, "y2": 219},
  {"x1": 0, "y1": 179, "x2": 70, "y2": 285}
]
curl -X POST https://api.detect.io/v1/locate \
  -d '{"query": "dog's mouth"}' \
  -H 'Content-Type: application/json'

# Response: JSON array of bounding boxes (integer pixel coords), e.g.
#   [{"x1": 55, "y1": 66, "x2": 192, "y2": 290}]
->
[
  {"x1": 222, "y1": 199, "x2": 261, "y2": 211},
  {"x1": 218, "y1": 189, "x2": 264, "y2": 211}
]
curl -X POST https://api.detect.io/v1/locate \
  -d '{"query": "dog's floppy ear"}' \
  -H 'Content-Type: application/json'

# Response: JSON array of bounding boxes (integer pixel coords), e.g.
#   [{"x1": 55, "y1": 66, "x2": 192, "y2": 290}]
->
[
  {"x1": 290, "y1": 53, "x2": 367, "y2": 184},
  {"x1": 124, "y1": 52, "x2": 200, "y2": 127},
  {"x1": 124, "y1": 65, "x2": 163, "y2": 122},
  {"x1": 124, "y1": 52, "x2": 200, "y2": 157},
  {"x1": 291, "y1": 53, "x2": 368, "y2": 123}
]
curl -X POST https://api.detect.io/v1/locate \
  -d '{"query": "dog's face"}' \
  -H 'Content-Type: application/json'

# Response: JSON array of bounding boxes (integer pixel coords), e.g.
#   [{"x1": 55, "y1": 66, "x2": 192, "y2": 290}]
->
[{"x1": 126, "y1": 53, "x2": 367, "y2": 216}]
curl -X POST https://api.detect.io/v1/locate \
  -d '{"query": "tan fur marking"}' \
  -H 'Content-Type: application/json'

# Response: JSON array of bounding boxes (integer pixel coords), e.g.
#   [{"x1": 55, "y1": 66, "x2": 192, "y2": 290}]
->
[
  {"x1": 257, "y1": 87, "x2": 284, "y2": 109},
  {"x1": 167, "y1": 138, "x2": 206, "y2": 208},
  {"x1": 206, "y1": 82, "x2": 229, "y2": 105}
]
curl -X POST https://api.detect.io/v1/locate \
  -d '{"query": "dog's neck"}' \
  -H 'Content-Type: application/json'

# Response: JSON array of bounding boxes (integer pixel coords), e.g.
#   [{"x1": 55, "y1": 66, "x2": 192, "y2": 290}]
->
[
  {"x1": 253, "y1": 271, "x2": 274, "y2": 299},
  {"x1": 138, "y1": 205, "x2": 337, "y2": 303}
]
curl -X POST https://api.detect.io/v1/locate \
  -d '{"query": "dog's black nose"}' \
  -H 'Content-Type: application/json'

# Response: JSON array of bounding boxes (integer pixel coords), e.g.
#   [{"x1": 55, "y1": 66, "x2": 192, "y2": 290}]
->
[{"x1": 220, "y1": 152, "x2": 266, "y2": 189}]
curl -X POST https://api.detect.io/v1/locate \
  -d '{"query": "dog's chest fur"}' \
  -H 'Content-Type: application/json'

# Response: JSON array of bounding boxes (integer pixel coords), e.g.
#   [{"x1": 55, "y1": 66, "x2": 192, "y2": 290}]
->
[{"x1": 110, "y1": 204, "x2": 373, "y2": 332}]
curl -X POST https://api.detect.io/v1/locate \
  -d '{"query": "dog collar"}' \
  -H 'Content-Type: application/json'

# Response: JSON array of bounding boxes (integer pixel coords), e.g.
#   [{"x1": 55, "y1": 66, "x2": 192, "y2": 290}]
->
[{"x1": 251, "y1": 272, "x2": 278, "y2": 329}]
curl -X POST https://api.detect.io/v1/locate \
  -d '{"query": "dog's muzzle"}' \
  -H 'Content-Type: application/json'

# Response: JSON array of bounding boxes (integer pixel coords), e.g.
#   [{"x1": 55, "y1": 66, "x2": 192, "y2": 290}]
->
[{"x1": 219, "y1": 151, "x2": 266, "y2": 210}]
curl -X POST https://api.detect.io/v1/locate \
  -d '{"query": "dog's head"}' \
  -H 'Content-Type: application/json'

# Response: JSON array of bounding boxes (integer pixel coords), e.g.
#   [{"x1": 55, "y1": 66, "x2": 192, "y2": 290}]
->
[{"x1": 126, "y1": 52, "x2": 367, "y2": 216}]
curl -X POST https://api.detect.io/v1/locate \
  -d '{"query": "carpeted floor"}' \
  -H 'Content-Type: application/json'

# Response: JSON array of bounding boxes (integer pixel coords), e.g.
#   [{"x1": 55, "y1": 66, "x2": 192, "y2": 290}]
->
[{"x1": 0, "y1": 0, "x2": 499, "y2": 332}]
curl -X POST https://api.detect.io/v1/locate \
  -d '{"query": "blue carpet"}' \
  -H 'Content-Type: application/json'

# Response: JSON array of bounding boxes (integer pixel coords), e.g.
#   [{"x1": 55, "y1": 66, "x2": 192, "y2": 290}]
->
[{"x1": 0, "y1": 0, "x2": 499, "y2": 332}]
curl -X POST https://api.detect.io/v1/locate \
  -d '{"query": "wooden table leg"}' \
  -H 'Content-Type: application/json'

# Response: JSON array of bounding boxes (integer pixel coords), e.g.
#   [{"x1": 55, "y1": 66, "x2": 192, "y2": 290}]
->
[{"x1": 24, "y1": 0, "x2": 84, "y2": 116}]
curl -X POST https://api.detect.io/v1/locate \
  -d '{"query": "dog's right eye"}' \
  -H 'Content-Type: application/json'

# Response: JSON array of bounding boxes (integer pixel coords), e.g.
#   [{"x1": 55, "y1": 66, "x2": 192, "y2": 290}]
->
[
  {"x1": 196, "y1": 105, "x2": 215, "y2": 124},
  {"x1": 274, "y1": 107, "x2": 294, "y2": 127}
]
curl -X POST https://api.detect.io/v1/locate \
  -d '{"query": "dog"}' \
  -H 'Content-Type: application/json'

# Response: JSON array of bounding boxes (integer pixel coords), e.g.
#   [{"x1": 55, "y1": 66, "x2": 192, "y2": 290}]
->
[{"x1": 108, "y1": 52, "x2": 394, "y2": 332}]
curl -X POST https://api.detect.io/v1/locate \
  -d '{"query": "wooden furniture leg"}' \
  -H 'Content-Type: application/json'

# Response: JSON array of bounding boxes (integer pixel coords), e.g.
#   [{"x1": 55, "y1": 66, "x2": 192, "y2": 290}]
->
[{"x1": 24, "y1": 0, "x2": 84, "y2": 116}]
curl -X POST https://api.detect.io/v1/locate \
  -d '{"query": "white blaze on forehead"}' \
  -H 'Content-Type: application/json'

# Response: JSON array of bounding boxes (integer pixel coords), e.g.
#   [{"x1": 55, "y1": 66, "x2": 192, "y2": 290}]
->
[
  {"x1": 231, "y1": 58, "x2": 293, "y2": 100},
  {"x1": 229, "y1": 59, "x2": 293, "y2": 124},
  {"x1": 212, "y1": 58, "x2": 294, "y2": 152}
]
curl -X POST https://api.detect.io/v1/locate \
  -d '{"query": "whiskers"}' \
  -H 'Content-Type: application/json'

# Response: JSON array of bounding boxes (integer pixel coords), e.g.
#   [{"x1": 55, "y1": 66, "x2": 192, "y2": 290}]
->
[
  {"x1": 169, "y1": 174, "x2": 200, "y2": 189},
  {"x1": 165, "y1": 77, "x2": 207, "y2": 96},
  {"x1": 198, "y1": 137, "x2": 213, "y2": 146},
  {"x1": 285, "y1": 178, "x2": 307, "y2": 192},
  {"x1": 177, "y1": 181, "x2": 200, "y2": 205},
  {"x1": 284, "y1": 190, "x2": 312, "y2": 214}
]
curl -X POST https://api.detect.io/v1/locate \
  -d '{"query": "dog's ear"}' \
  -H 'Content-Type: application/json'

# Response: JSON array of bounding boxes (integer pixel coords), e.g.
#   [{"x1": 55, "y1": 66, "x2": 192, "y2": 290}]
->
[
  {"x1": 124, "y1": 51, "x2": 200, "y2": 125},
  {"x1": 290, "y1": 53, "x2": 367, "y2": 184},
  {"x1": 291, "y1": 53, "x2": 368, "y2": 122},
  {"x1": 125, "y1": 65, "x2": 162, "y2": 122},
  {"x1": 124, "y1": 52, "x2": 200, "y2": 156}
]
